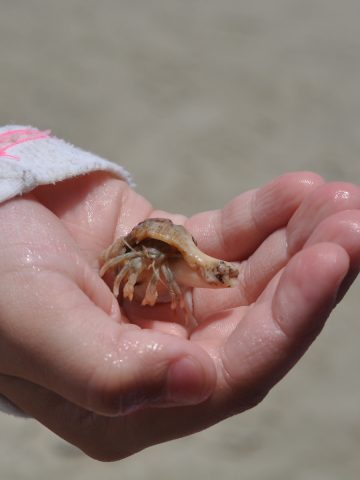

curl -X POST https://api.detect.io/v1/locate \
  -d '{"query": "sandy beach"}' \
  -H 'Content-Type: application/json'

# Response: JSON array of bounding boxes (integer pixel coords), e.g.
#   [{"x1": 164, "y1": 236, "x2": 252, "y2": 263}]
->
[{"x1": 0, "y1": 1, "x2": 360, "y2": 478}]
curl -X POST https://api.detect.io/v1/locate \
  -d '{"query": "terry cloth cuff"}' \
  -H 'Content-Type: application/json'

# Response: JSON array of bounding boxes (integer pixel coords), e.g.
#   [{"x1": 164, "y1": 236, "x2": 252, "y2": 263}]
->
[{"x1": 0, "y1": 125, "x2": 134, "y2": 203}]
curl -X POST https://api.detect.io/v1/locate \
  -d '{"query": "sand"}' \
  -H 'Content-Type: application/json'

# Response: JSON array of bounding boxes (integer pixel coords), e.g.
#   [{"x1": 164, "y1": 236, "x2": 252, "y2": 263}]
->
[{"x1": 0, "y1": 1, "x2": 359, "y2": 478}]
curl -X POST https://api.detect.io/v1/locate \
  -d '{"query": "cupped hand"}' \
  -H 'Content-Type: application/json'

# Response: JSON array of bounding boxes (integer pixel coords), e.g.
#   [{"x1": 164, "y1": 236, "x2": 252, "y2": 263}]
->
[{"x1": 0, "y1": 171, "x2": 359, "y2": 460}]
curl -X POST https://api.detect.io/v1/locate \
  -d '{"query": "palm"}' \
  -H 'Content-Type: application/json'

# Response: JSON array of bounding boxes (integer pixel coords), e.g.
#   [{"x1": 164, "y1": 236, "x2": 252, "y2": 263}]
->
[{"x1": 2, "y1": 171, "x2": 358, "y2": 460}]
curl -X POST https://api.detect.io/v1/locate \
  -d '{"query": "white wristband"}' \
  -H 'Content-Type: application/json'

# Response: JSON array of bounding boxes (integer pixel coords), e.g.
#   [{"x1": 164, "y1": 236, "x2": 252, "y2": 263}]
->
[
  {"x1": 0, "y1": 125, "x2": 133, "y2": 416},
  {"x1": 0, "y1": 125, "x2": 133, "y2": 203}
]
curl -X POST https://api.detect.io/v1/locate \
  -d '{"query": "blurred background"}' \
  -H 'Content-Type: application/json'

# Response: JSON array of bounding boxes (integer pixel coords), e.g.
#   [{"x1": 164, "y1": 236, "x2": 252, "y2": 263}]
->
[{"x1": 1, "y1": 0, "x2": 360, "y2": 478}]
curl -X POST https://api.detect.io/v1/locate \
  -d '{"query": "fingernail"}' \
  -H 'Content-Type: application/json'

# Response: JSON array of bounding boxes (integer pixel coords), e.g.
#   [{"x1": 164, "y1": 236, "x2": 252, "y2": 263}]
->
[{"x1": 166, "y1": 356, "x2": 209, "y2": 405}]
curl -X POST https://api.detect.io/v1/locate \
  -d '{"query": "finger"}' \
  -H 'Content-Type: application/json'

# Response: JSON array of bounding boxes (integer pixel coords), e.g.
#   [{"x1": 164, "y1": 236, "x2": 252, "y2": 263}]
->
[
  {"x1": 304, "y1": 209, "x2": 360, "y2": 301},
  {"x1": 194, "y1": 183, "x2": 360, "y2": 319},
  {"x1": 305, "y1": 210, "x2": 360, "y2": 268},
  {"x1": 221, "y1": 243, "x2": 350, "y2": 399},
  {"x1": 287, "y1": 182, "x2": 360, "y2": 255},
  {"x1": 186, "y1": 171, "x2": 323, "y2": 261},
  {"x1": 236, "y1": 183, "x2": 360, "y2": 307}
]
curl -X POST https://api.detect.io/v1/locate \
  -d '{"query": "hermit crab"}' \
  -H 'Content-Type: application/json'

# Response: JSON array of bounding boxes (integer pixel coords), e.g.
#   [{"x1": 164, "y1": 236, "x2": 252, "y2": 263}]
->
[{"x1": 100, "y1": 218, "x2": 239, "y2": 318}]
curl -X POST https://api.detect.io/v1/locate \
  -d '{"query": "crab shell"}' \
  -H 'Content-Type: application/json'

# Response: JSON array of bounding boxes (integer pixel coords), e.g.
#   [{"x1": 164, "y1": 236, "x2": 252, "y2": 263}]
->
[{"x1": 103, "y1": 218, "x2": 239, "y2": 290}]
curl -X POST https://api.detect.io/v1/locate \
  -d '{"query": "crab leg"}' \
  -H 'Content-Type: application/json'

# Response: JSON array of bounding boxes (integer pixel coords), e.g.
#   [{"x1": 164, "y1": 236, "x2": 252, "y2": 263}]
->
[
  {"x1": 141, "y1": 267, "x2": 161, "y2": 306},
  {"x1": 160, "y1": 263, "x2": 184, "y2": 310},
  {"x1": 161, "y1": 264, "x2": 196, "y2": 327},
  {"x1": 100, "y1": 238, "x2": 123, "y2": 260},
  {"x1": 113, "y1": 262, "x2": 132, "y2": 298},
  {"x1": 99, "y1": 251, "x2": 139, "y2": 277},
  {"x1": 123, "y1": 258, "x2": 144, "y2": 301}
]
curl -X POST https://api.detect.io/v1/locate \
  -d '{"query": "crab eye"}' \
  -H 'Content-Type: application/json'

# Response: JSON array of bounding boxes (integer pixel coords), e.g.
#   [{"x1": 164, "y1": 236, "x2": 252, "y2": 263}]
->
[{"x1": 215, "y1": 273, "x2": 224, "y2": 283}]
